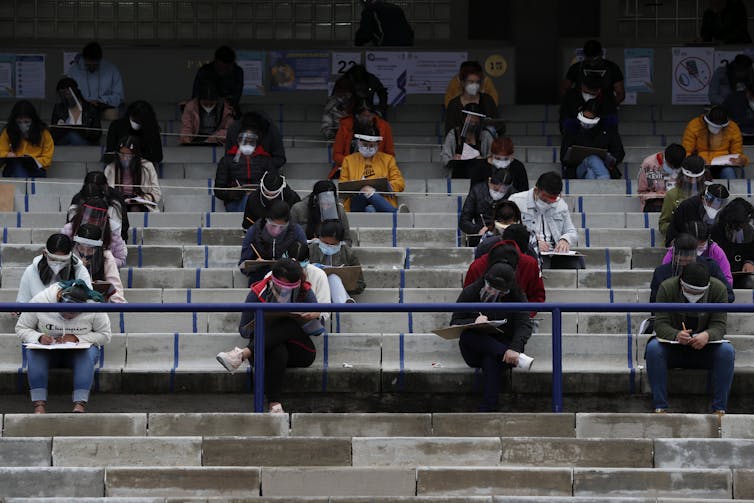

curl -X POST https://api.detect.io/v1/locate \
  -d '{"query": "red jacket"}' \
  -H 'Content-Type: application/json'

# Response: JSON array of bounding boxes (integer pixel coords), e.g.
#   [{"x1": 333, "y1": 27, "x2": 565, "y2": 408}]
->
[{"x1": 463, "y1": 240, "x2": 545, "y2": 317}]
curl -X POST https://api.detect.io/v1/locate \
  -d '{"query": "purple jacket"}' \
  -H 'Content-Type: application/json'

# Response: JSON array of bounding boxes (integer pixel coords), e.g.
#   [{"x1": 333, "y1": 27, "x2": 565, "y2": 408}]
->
[{"x1": 661, "y1": 241, "x2": 733, "y2": 286}]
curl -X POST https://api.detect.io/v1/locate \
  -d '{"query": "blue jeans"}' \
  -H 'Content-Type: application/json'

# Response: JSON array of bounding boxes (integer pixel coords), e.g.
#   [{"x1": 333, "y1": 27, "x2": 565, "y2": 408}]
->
[
  {"x1": 459, "y1": 331, "x2": 510, "y2": 412},
  {"x1": 645, "y1": 337, "x2": 735, "y2": 411},
  {"x1": 349, "y1": 193, "x2": 396, "y2": 213},
  {"x1": 224, "y1": 194, "x2": 249, "y2": 213},
  {"x1": 56, "y1": 131, "x2": 90, "y2": 146},
  {"x1": 27, "y1": 346, "x2": 100, "y2": 403},
  {"x1": 3, "y1": 158, "x2": 46, "y2": 178},
  {"x1": 716, "y1": 166, "x2": 737, "y2": 180},
  {"x1": 576, "y1": 155, "x2": 611, "y2": 180}
]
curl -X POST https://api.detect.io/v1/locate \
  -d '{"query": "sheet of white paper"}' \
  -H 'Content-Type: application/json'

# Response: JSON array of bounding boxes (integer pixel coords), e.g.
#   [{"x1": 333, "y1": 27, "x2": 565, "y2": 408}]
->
[
  {"x1": 460, "y1": 143, "x2": 481, "y2": 160},
  {"x1": 24, "y1": 342, "x2": 93, "y2": 350},
  {"x1": 711, "y1": 154, "x2": 740, "y2": 166}
]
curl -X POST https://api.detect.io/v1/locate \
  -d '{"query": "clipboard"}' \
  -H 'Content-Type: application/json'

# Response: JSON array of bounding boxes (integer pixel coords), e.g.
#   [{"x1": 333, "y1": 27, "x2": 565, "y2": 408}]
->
[
  {"x1": 563, "y1": 145, "x2": 607, "y2": 164},
  {"x1": 241, "y1": 259, "x2": 276, "y2": 273},
  {"x1": 91, "y1": 281, "x2": 113, "y2": 295},
  {"x1": 432, "y1": 320, "x2": 508, "y2": 340},
  {"x1": 0, "y1": 155, "x2": 40, "y2": 172},
  {"x1": 242, "y1": 311, "x2": 303, "y2": 332},
  {"x1": 338, "y1": 177, "x2": 390, "y2": 194},
  {"x1": 322, "y1": 266, "x2": 362, "y2": 291}
]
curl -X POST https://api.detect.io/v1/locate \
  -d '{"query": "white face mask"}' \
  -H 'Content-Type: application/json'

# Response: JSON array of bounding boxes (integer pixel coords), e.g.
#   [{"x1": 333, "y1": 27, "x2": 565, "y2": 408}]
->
[
  {"x1": 682, "y1": 289, "x2": 705, "y2": 303},
  {"x1": 535, "y1": 199, "x2": 552, "y2": 212},
  {"x1": 129, "y1": 119, "x2": 142, "y2": 131},
  {"x1": 489, "y1": 188, "x2": 505, "y2": 201},
  {"x1": 696, "y1": 243, "x2": 708, "y2": 256},
  {"x1": 47, "y1": 260, "x2": 68, "y2": 275},
  {"x1": 492, "y1": 158, "x2": 512, "y2": 169},
  {"x1": 239, "y1": 144, "x2": 255, "y2": 155},
  {"x1": 704, "y1": 205, "x2": 720, "y2": 220},
  {"x1": 707, "y1": 124, "x2": 722, "y2": 135},
  {"x1": 582, "y1": 92, "x2": 597, "y2": 102},
  {"x1": 465, "y1": 83, "x2": 480, "y2": 96},
  {"x1": 201, "y1": 104, "x2": 216, "y2": 113},
  {"x1": 358, "y1": 145, "x2": 377, "y2": 158}
]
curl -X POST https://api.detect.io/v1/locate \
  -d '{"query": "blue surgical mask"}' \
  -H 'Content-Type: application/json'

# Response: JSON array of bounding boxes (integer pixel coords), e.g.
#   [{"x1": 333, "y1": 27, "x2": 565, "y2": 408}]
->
[
  {"x1": 299, "y1": 259, "x2": 310, "y2": 268},
  {"x1": 318, "y1": 241, "x2": 342, "y2": 256}
]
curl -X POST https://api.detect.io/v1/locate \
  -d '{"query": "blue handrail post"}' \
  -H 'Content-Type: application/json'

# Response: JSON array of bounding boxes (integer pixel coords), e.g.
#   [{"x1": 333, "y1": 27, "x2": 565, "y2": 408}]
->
[
  {"x1": 253, "y1": 307, "x2": 265, "y2": 413},
  {"x1": 551, "y1": 307, "x2": 563, "y2": 412}
]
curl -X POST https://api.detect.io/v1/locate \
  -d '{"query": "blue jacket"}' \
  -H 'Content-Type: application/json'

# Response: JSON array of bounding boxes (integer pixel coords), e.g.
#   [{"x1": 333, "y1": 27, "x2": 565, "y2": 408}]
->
[{"x1": 66, "y1": 55, "x2": 125, "y2": 107}]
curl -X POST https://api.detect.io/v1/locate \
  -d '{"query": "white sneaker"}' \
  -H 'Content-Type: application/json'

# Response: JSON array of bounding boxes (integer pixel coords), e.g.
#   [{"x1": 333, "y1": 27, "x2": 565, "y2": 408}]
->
[
  {"x1": 216, "y1": 347, "x2": 244, "y2": 373},
  {"x1": 269, "y1": 402, "x2": 285, "y2": 414}
]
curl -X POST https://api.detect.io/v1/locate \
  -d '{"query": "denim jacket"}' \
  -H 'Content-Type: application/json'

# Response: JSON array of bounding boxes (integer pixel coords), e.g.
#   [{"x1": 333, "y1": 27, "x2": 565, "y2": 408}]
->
[{"x1": 509, "y1": 188, "x2": 578, "y2": 246}]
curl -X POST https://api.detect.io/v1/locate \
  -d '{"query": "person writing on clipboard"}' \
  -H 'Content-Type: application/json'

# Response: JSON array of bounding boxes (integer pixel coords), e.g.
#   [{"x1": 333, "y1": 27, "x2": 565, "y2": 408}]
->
[
  {"x1": 508, "y1": 172, "x2": 579, "y2": 268},
  {"x1": 339, "y1": 125, "x2": 406, "y2": 213},
  {"x1": 645, "y1": 262, "x2": 734, "y2": 414},
  {"x1": 560, "y1": 99, "x2": 625, "y2": 179}
]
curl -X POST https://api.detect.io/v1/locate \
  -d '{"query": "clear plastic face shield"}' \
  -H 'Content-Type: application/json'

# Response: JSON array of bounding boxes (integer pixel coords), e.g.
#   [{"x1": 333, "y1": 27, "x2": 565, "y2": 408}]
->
[
  {"x1": 316, "y1": 190, "x2": 339, "y2": 221},
  {"x1": 460, "y1": 110, "x2": 485, "y2": 142},
  {"x1": 270, "y1": 275, "x2": 301, "y2": 304},
  {"x1": 678, "y1": 167, "x2": 705, "y2": 195},
  {"x1": 671, "y1": 247, "x2": 696, "y2": 275},
  {"x1": 59, "y1": 87, "x2": 81, "y2": 110},
  {"x1": 702, "y1": 189, "x2": 727, "y2": 220},
  {"x1": 234, "y1": 131, "x2": 259, "y2": 162},
  {"x1": 80, "y1": 203, "x2": 108, "y2": 232},
  {"x1": 58, "y1": 288, "x2": 85, "y2": 320},
  {"x1": 44, "y1": 248, "x2": 72, "y2": 276},
  {"x1": 680, "y1": 279, "x2": 710, "y2": 304},
  {"x1": 354, "y1": 134, "x2": 381, "y2": 159},
  {"x1": 260, "y1": 172, "x2": 286, "y2": 200},
  {"x1": 73, "y1": 235, "x2": 103, "y2": 266}
]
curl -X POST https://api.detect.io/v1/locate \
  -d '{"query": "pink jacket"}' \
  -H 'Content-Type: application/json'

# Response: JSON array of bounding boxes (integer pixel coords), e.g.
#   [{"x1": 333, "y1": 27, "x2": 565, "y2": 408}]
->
[
  {"x1": 661, "y1": 241, "x2": 733, "y2": 286},
  {"x1": 103, "y1": 250, "x2": 126, "y2": 303},
  {"x1": 61, "y1": 222, "x2": 128, "y2": 268},
  {"x1": 637, "y1": 151, "x2": 676, "y2": 211},
  {"x1": 180, "y1": 99, "x2": 234, "y2": 145}
]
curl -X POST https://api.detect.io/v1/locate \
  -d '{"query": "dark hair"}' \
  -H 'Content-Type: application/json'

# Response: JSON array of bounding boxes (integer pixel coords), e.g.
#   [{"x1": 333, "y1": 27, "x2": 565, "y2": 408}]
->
[
  {"x1": 82, "y1": 41, "x2": 103, "y2": 61},
  {"x1": 484, "y1": 262, "x2": 518, "y2": 293},
  {"x1": 353, "y1": 99, "x2": 376, "y2": 116},
  {"x1": 718, "y1": 197, "x2": 754, "y2": 226},
  {"x1": 69, "y1": 196, "x2": 112, "y2": 252},
  {"x1": 685, "y1": 221, "x2": 710, "y2": 241},
  {"x1": 55, "y1": 77, "x2": 86, "y2": 105},
  {"x1": 459, "y1": 60, "x2": 484, "y2": 73},
  {"x1": 305, "y1": 180, "x2": 339, "y2": 238},
  {"x1": 488, "y1": 243, "x2": 520, "y2": 270},
  {"x1": 501, "y1": 223, "x2": 531, "y2": 255},
  {"x1": 196, "y1": 79, "x2": 219, "y2": 101},
  {"x1": 114, "y1": 136, "x2": 145, "y2": 193},
  {"x1": 707, "y1": 105, "x2": 729, "y2": 126},
  {"x1": 271, "y1": 257, "x2": 303, "y2": 283},
  {"x1": 319, "y1": 219, "x2": 346, "y2": 241},
  {"x1": 39, "y1": 234, "x2": 75, "y2": 285},
  {"x1": 580, "y1": 98, "x2": 601, "y2": 116},
  {"x1": 459, "y1": 64, "x2": 483, "y2": 81},
  {"x1": 5, "y1": 100, "x2": 47, "y2": 150},
  {"x1": 238, "y1": 111, "x2": 270, "y2": 137},
  {"x1": 664, "y1": 143, "x2": 686, "y2": 168},
  {"x1": 462, "y1": 102, "x2": 482, "y2": 115},
  {"x1": 583, "y1": 39, "x2": 602, "y2": 58},
  {"x1": 680, "y1": 262, "x2": 711, "y2": 288},
  {"x1": 75, "y1": 223, "x2": 105, "y2": 280},
  {"x1": 674, "y1": 233, "x2": 697, "y2": 252},
  {"x1": 215, "y1": 45, "x2": 236, "y2": 64},
  {"x1": 494, "y1": 200, "x2": 522, "y2": 225},
  {"x1": 46, "y1": 233, "x2": 73, "y2": 254},
  {"x1": 354, "y1": 122, "x2": 380, "y2": 138},
  {"x1": 285, "y1": 241, "x2": 310, "y2": 262},
  {"x1": 70, "y1": 172, "x2": 127, "y2": 233},
  {"x1": 268, "y1": 200, "x2": 291, "y2": 221},
  {"x1": 126, "y1": 100, "x2": 160, "y2": 139},
  {"x1": 536, "y1": 172, "x2": 563, "y2": 195}
]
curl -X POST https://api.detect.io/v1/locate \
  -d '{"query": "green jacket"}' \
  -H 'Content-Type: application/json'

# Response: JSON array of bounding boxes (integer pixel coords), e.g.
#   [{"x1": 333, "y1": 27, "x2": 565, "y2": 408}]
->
[
  {"x1": 654, "y1": 276, "x2": 728, "y2": 341},
  {"x1": 658, "y1": 187, "x2": 686, "y2": 237}
]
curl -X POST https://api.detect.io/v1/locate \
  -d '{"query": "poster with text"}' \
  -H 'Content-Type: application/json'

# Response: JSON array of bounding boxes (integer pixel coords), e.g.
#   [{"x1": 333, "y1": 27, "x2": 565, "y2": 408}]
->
[
  {"x1": 713, "y1": 48, "x2": 754, "y2": 72},
  {"x1": 406, "y1": 51, "x2": 467, "y2": 94},
  {"x1": 0, "y1": 54, "x2": 13, "y2": 97},
  {"x1": 365, "y1": 51, "x2": 407, "y2": 106},
  {"x1": 238, "y1": 50, "x2": 266, "y2": 96},
  {"x1": 624, "y1": 48, "x2": 654, "y2": 93},
  {"x1": 269, "y1": 51, "x2": 329, "y2": 92},
  {"x1": 671, "y1": 47, "x2": 714, "y2": 105},
  {"x1": 15, "y1": 55, "x2": 45, "y2": 98}
]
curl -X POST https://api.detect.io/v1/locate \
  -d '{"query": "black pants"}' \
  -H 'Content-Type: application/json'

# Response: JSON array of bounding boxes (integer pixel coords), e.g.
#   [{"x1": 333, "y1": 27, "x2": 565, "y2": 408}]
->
[
  {"x1": 459, "y1": 330, "x2": 510, "y2": 412},
  {"x1": 247, "y1": 318, "x2": 316, "y2": 403}
]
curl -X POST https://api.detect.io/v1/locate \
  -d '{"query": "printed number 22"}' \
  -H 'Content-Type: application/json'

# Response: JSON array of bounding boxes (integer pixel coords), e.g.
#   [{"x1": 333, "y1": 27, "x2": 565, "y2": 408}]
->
[{"x1": 337, "y1": 60, "x2": 357, "y2": 73}]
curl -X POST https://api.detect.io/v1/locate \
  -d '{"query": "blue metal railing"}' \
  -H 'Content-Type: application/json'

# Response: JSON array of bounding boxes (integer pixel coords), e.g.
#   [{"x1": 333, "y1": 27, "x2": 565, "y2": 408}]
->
[{"x1": 5, "y1": 301, "x2": 752, "y2": 413}]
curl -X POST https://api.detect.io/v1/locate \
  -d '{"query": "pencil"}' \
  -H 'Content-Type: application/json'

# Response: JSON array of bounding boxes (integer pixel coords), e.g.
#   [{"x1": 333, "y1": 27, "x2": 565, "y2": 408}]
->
[
  {"x1": 682, "y1": 322, "x2": 687, "y2": 331},
  {"x1": 250, "y1": 243, "x2": 262, "y2": 260}
]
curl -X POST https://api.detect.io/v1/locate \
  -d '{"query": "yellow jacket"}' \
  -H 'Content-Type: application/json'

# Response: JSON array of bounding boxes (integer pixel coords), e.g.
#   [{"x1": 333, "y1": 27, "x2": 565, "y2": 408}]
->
[
  {"x1": 682, "y1": 115, "x2": 749, "y2": 165},
  {"x1": 340, "y1": 151, "x2": 405, "y2": 210},
  {"x1": 0, "y1": 128, "x2": 54, "y2": 169},
  {"x1": 444, "y1": 75, "x2": 499, "y2": 108}
]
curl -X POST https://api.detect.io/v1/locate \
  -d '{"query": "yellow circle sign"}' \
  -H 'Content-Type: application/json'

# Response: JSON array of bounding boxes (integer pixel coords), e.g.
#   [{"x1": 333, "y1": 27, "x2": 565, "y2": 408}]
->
[{"x1": 484, "y1": 54, "x2": 507, "y2": 77}]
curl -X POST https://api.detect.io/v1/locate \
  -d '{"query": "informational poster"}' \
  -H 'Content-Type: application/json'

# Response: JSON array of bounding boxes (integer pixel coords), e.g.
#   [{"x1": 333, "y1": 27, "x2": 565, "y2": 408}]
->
[
  {"x1": 365, "y1": 51, "x2": 407, "y2": 106},
  {"x1": 63, "y1": 51, "x2": 78, "y2": 74},
  {"x1": 237, "y1": 50, "x2": 266, "y2": 96},
  {"x1": 15, "y1": 55, "x2": 45, "y2": 98},
  {"x1": 624, "y1": 48, "x2": 653, "y2": 93},
  {"x1": 671, "y1": 47, "x2": 714, "y2": 105},
  {"x1": 269, "y1": 51, "x2": 329, "y2": 91},
  {"x1": 0, "y1": 54, "x2": 13, "y2": 97},
  {"x1": 713, "y1": 48, "x2": 754, "y2": 72},
  {"x1": 405, "y1": 51, "x2": 467, "y2": 94},
  {"x1": 331, "y1": 52, "x2": 362, "y2": 76}
]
